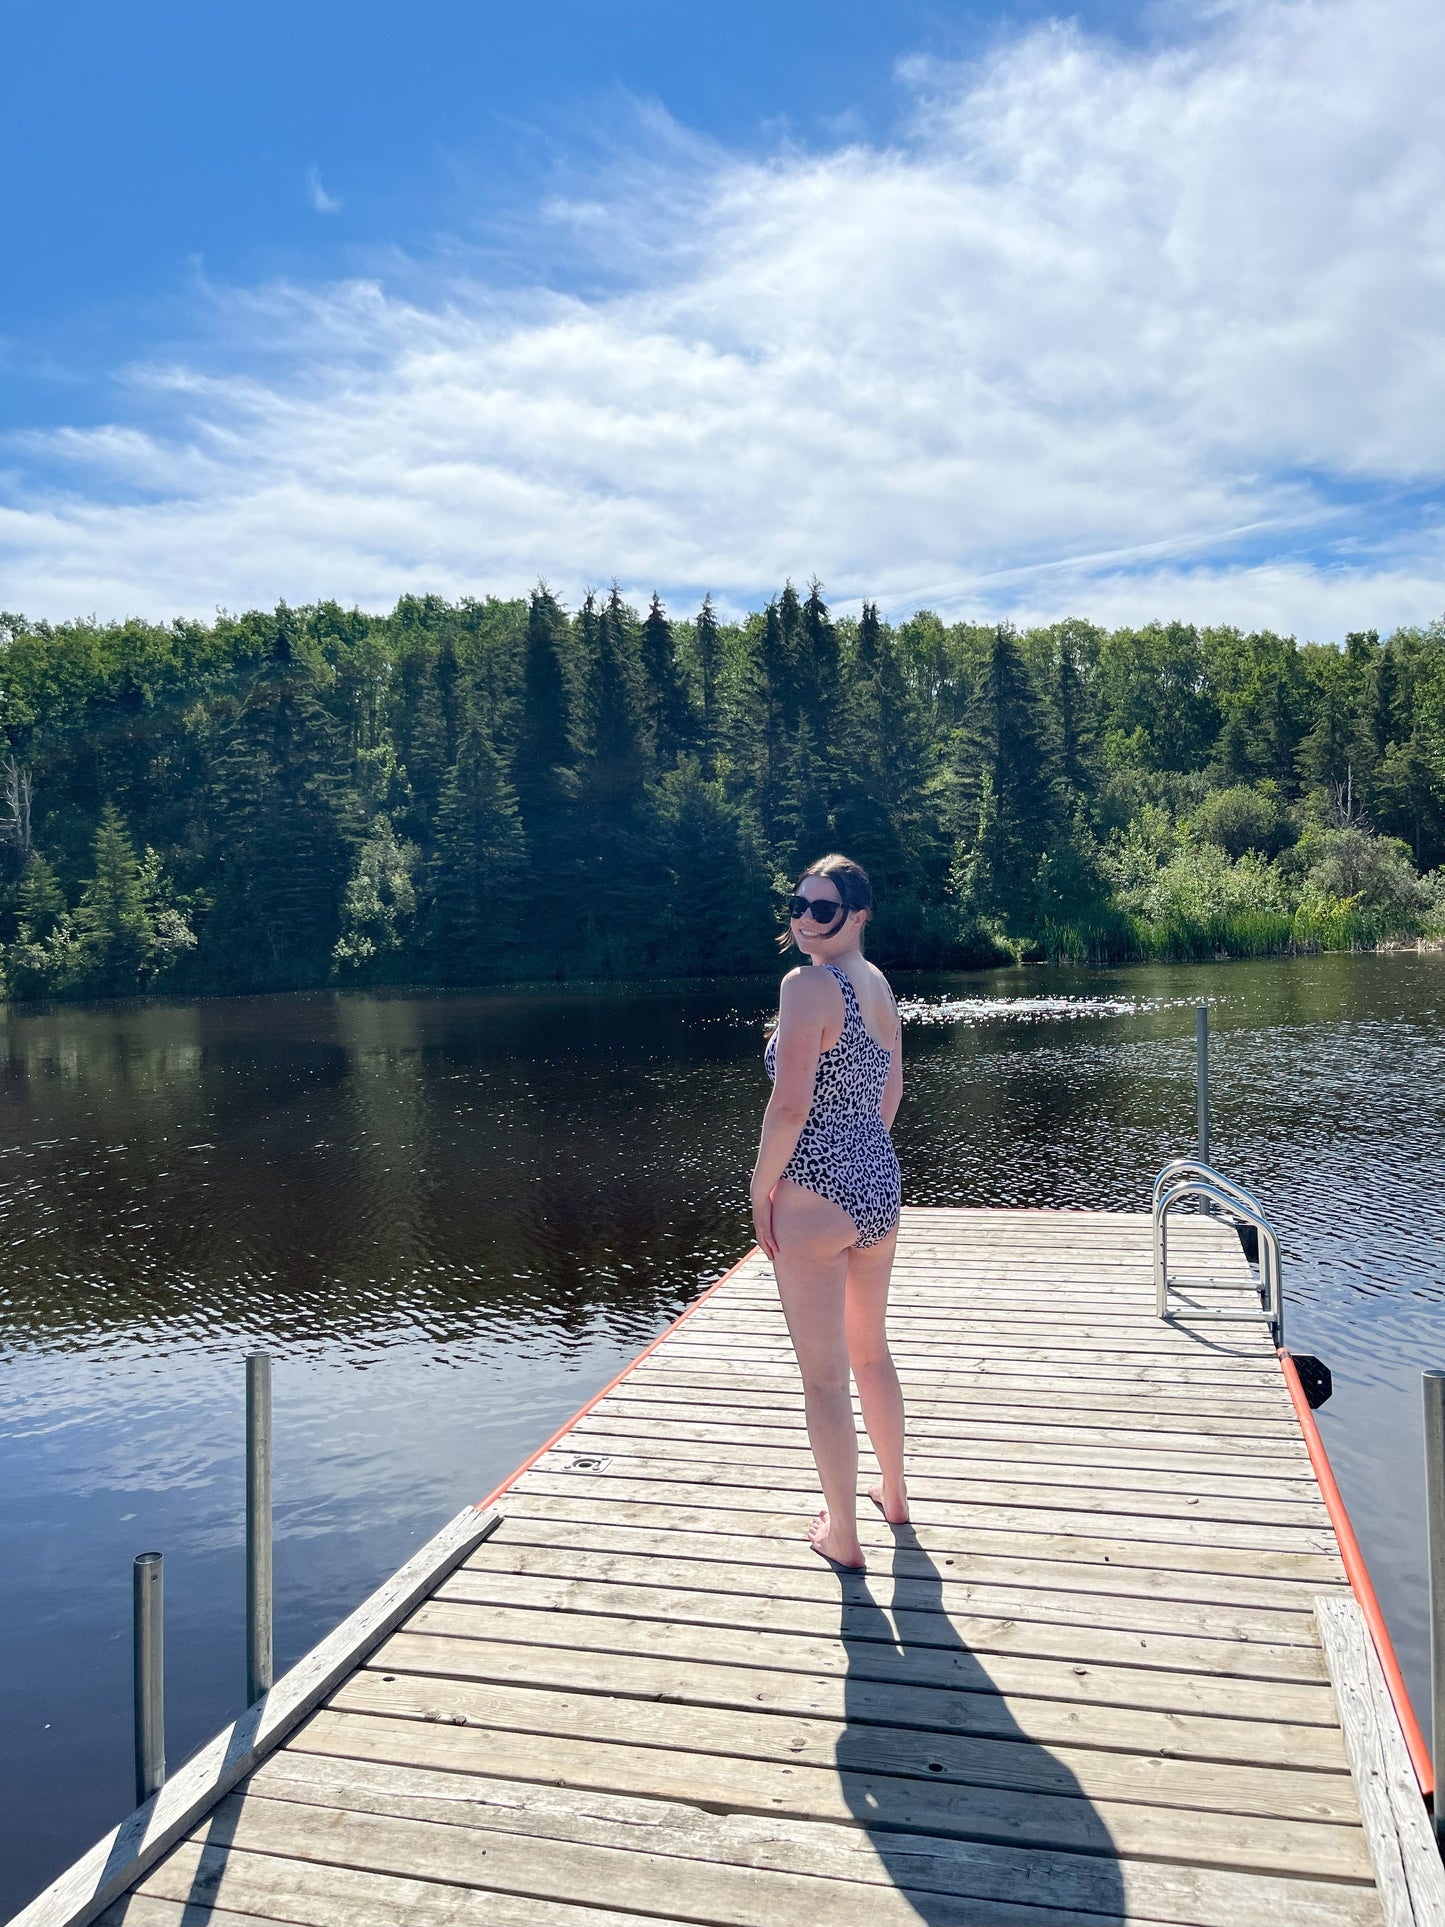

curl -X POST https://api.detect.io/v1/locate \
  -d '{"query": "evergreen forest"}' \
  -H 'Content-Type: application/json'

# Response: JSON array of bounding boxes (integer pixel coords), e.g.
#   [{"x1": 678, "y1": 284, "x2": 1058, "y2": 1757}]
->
[{"x1": 1, "y1": 584, "x2": 1442, "y2": 1002}]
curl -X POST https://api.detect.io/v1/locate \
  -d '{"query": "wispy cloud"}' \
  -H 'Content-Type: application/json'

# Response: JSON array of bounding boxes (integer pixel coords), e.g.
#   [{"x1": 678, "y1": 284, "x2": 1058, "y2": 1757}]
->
[
  {"x1": 306, "y1": 166, "x2": 342, "y2": 215},
  {"x1": 2, "y1": 0, "x2": 1443, "y2": 634}
]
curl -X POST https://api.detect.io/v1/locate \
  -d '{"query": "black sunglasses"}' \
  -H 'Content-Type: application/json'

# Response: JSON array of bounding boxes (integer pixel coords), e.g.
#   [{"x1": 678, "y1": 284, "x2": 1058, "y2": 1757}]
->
[{"x1": 787, "y1": 894, "x2": 846, "y2": 922}]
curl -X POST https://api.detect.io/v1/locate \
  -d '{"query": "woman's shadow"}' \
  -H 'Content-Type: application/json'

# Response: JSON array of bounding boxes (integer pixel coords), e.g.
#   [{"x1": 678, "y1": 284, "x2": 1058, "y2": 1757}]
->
[{"x1": 833, "y1": 1519, "x2": 1128, "y2": 1922}]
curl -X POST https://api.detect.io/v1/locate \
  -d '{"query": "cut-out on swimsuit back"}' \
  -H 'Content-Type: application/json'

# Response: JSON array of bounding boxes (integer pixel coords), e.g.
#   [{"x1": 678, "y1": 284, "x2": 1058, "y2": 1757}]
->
[{"x1": 764, "y1": 963, "x2": 902, "y2": 1248}]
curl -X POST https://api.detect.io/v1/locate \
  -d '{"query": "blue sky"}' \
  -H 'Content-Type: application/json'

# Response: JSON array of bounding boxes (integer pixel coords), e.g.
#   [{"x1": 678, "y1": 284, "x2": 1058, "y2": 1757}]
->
[{"x1": 2, "y1": 0, "x2": 1443, "y2": 635}]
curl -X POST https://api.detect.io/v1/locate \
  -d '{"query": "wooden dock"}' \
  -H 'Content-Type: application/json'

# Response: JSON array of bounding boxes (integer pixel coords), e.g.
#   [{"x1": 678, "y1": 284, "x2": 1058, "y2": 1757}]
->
[{"x1": 14, "y1": 1207, "x2": 1445, "y2": 1927}]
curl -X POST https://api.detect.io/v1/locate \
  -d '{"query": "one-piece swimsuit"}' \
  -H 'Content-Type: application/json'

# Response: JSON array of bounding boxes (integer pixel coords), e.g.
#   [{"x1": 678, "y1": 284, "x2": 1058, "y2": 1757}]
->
[{"x1": 764, "y1": 962, "x2": 902, "y2": 1248}]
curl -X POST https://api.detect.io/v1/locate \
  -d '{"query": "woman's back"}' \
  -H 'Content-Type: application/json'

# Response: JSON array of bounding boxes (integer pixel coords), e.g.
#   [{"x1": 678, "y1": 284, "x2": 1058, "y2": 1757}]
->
[
  {"x1": 766, "y1": 962, "x2": 892, "y2": 1127},
  {"x1": 831, "y1": 955, "x2": 898, "y2": 1054}
]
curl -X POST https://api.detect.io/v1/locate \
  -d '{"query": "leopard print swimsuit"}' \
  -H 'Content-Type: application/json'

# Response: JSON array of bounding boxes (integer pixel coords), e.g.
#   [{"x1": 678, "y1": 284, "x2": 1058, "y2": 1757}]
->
[{"x1": 764, "y1": 962, "x2": 902, "y2": 1248}]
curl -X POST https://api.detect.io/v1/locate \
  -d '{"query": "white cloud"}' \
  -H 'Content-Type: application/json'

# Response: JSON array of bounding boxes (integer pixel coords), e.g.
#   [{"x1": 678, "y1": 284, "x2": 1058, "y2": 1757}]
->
[
  {"x1": 2, "y1": 0, "x2": 1444, "y2": 636},
  {"x1": 306, "y1": 167, "x2": 342, "y2": 215}
]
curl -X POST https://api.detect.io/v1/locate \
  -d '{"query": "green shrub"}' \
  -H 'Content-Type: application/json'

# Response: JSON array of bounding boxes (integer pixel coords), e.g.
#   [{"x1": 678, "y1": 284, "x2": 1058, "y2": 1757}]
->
[{"x1": 1192, "y1": 785, "x2": 1294, "y2": 860}]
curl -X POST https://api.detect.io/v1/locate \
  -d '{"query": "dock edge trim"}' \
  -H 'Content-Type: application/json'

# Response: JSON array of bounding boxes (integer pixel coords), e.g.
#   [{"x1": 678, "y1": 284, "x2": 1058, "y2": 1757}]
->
[
  {"x1": 1281, "y1": 1347, "x2": 1434, "y2": 1801},
  {"x1": 5, "y1": 1504, "x2": 501, "y2": 1927},
  {"x1": 1316, "y1": 1595, "x2": 1445, "y2": 1927}
]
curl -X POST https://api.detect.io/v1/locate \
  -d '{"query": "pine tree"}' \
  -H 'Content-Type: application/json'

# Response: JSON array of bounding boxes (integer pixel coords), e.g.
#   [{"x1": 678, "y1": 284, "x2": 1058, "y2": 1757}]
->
[{"x1": 426, "y1": 720, "x2": 527, "y2": 974}]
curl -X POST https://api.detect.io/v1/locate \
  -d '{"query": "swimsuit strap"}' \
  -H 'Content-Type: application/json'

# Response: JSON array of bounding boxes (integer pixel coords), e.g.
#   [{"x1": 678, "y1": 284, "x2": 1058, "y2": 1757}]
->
[
  {"x1": 824, "y1": 962, "x2": 861, "y2": 1026},
  {"x1": 824, "y1": 962, "x2": 893, "y2": 1055}
]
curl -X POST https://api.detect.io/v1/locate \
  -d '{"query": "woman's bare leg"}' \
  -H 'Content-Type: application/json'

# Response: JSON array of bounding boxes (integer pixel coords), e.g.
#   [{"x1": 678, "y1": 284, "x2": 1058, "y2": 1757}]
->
[
  {"x1": 845, "y1": 1226, "x2": 909, "y2": 1524},
  {"x1": 770, "y1": 1179, "x2": 865, "y2": 1568}
]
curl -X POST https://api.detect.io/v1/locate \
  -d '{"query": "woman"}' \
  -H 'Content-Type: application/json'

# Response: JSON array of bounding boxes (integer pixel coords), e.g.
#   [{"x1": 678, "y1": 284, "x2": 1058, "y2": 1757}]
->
[{"x1": 753, "y1": 854, "x2": 906, "y2": 1570}]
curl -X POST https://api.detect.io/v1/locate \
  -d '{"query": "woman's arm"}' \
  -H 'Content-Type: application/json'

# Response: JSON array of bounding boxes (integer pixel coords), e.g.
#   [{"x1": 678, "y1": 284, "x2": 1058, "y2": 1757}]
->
[
  {"x1": 881, "y1": 1005, "x2": 903, "y2": 1130},
  {"x1": 750, "y1": 969, "x2": 832, "y2": 1257}
]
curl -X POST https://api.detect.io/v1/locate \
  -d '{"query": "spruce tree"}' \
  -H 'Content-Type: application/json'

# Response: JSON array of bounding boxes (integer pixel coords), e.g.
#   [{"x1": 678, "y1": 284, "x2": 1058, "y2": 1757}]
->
[
  {"x1": 1051, "y1": 630, "x2": 1099, "y2": 810},
  {"x1": 512, "y1": 586, "x2": 575, "y2": 846},
  {"x1": 6, "y1": 851, "x2": 79, "y2": 997},
  {"x1": 654, "y1": 759, "x2": 773, "y2": 970},
  {"x1": 74, "y1": 804, "x2": 156, "y2": 991},
  {"x1": 639, "y1": 593, "x2": 694, "y2": 769},
  {"x1": 1248, "y1": 660, "x2": 1307, "y2": 795},
  {"x1": 777, "y1": 716, "x2": 836, "y2": 870},
  {"x1": 16, "y1": 849, "x2": 67, "y2": 941},
  {"x1": 755, "y1": 599, "x2": 791, "y2": 844},
  {"x1": 426, "y1": 720, "x2": 527, "y2": 975},
  {"x1": 833, "y1": 602, "x2": 932, "y2": 896},
  {"x1": 776, "y1": 581, "x2": 804, "y2": 729},
  {"x1": 572, "y1": 590, "x2": 657, "y2": 961},
  {"x1": 692, "y1": 595, "x2": 721, "y2": 775},
  {"x1": 952, "y1": 627, "x2": 1064, "y2": 931},
  {"x1": 798, "y1": 579, "x2": 839, "y2": 739},
  {"x1": 714, "y1": 617, "x2": 768, "y2": 813},
  {"x1": 205, "y1": 606, "x2": 355, "y2": 984},
  {"x1": 580, "y1": 590, "x2": 651, "y2": 816},
  {"x1": 1297, "y1": 665, "x2": 1360, "y2": 803},
  {"x1": 1212, "y1": 709, "x2": 1255, "y2": 786},
  {"x1": 394, "y1": 634, "x2": 461, "y2": 837}
]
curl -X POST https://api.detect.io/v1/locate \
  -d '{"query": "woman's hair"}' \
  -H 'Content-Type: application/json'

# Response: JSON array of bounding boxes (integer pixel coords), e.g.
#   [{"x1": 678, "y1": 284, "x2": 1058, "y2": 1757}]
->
[{"x1": 776, "y1": 853, "x2": 874, "y2": 953}]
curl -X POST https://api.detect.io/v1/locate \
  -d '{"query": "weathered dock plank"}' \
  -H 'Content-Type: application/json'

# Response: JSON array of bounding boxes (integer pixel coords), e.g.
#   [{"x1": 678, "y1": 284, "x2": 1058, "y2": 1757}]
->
[{"x1": 16, "y1": 1206, "x2": 1430, "y2": 1927}]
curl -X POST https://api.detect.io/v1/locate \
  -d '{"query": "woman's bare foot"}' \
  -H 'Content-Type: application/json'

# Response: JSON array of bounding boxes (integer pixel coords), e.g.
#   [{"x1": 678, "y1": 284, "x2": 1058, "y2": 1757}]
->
[
  {"x1": 868, "y1": 1479, "x2": 910, "y2": 1525},
  {"x1": 808, "y1": 1509, "x2": 865, "y2": 1570}
]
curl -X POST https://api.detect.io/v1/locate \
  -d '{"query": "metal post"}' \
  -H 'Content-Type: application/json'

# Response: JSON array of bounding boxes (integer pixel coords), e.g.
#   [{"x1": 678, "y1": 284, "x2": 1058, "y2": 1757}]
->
[
  {"x1": 246, "y1": 1353, "x2": 273, "y2": 1706},
  {"x1": 1425, "y1": 1370, "x2": 1445, "y2": 1845},
  {"x1": 132, "y1": 1552, "x2": 164, "y2": 1805},
  {"x1": 1195, "y1": 1004, "x2": 1210, "y2": 1167}
]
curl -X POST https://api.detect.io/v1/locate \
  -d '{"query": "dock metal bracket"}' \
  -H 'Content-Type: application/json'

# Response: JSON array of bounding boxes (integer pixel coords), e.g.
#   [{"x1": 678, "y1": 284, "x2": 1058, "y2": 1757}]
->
[
  {"x1": 1290, "y1": 1353, "x2": 1333, "y2": 1409},
  {"x1": 1152, "y1": 1157, "x2": 1284, "y2": 1347}
]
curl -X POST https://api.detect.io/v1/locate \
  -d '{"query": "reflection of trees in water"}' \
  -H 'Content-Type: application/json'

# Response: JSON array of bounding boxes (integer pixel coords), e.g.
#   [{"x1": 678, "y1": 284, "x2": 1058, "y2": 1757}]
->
[
  {"x1": 0, "y1": 987, "x2": 770, "y2": 1353},
  {"x1": 837, "y1": 1524, "x2": 1125, "y2": 1921},
  {"x1": 14, "y1": 958, "x2": 1429, "y2": 1352}
]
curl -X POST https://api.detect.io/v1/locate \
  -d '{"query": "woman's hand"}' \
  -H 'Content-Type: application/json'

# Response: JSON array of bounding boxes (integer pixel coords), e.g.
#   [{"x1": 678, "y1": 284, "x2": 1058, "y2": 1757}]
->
[{"x1": 751, "y1": 1183, "x2": 777, "y2": 1260}]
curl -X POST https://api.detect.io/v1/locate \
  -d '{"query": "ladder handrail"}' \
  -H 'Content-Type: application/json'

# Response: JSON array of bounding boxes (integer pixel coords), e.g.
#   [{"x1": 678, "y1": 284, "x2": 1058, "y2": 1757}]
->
[
  {"x1": 1152, "y1": 1167, "x2": 1283, "y2": 1346},
  {"x1": 1152, "y1": 1156, "x2": 1266, "y2": 1222}
]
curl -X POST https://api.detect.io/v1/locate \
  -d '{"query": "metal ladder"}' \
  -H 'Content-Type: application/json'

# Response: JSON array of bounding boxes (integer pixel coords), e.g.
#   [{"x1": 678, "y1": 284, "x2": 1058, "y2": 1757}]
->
[{"x1": 1151, "y1": 1156, "x2": 1284, "y2": 1346}]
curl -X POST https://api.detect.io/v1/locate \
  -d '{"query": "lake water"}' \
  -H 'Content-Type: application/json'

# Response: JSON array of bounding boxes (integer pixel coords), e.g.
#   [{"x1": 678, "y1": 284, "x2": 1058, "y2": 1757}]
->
[{"x1": 2, "y1": 951, "x2": 1443, "y2": 1912}]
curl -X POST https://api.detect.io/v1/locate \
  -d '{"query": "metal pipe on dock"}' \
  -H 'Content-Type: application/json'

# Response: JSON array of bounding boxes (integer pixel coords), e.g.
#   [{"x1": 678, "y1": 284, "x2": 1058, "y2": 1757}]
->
[
  {"x1": 1195, "y1": 1003, "x2": 1209, "y2": 1166},
  {"x1": 246, "y1": 1352, "x2": 273, "y2": 1706},
  {"x1": 1425, "y1": 1368, "x2": 1445, "y2": 1842},
  {"x1": 132, "y1": 1552, "x2": 164, "y2": 1805}
]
